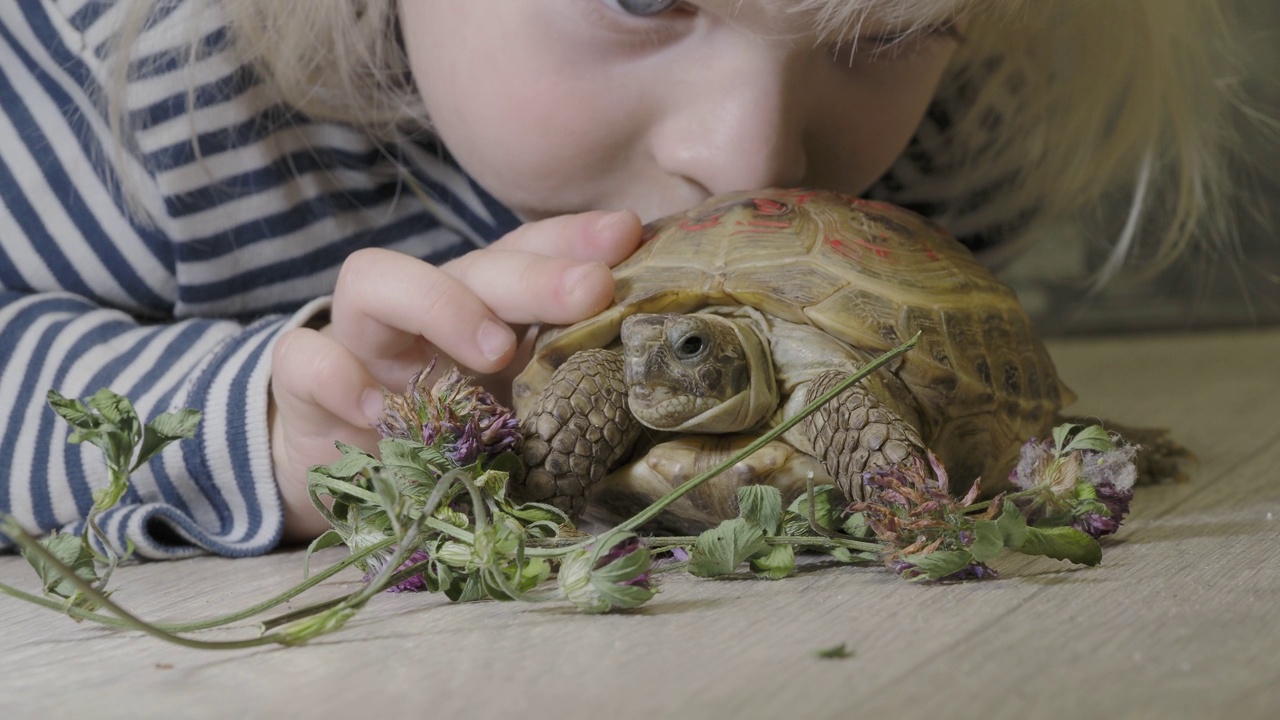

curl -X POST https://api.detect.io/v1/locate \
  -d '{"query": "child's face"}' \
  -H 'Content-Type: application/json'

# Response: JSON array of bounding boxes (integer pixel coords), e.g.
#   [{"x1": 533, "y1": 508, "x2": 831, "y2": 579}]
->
[{"x1": 401, "y1": 0, "x2": 960, "y2": 223}]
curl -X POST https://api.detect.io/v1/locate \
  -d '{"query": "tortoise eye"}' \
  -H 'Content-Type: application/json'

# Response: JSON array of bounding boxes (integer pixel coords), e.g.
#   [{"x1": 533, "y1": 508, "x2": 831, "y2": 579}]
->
[{"x1": 675, "y1": 334, "x2": 706, "y2": 359}]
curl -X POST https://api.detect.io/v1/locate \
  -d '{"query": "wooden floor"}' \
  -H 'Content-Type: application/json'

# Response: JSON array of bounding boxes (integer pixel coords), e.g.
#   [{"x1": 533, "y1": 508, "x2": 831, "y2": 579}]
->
[{"x1": 3, "y1": 328, "x2": 1279, "y2": 720}]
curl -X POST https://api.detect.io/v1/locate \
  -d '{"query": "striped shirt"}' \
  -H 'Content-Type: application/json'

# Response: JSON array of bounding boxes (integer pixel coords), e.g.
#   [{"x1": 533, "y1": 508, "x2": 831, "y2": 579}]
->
[
  {"x1": 1, "y1": 1, "x2": 1021, "y2": 559},
  {"x1": 1, "y1": 0, "x2": 519, "y2": 558}
]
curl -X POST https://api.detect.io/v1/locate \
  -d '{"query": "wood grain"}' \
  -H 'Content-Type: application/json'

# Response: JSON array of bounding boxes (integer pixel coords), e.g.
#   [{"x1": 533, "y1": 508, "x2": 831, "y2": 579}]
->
[{"x1": 3, "y1": 329, "x2": 1278, "y2": 720}]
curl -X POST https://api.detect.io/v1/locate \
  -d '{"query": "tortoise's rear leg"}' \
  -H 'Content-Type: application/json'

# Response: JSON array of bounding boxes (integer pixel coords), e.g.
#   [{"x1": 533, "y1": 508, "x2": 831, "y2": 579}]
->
[
  {"x1": 514, "y1": 349, "x2": 643, "y2": 520},
  {"x1": 797, "y1": 368, "x2": 930, "y2": 502},
  {"x1": 1061, "y1": 415, "x2": 1194, "y2": 484}
]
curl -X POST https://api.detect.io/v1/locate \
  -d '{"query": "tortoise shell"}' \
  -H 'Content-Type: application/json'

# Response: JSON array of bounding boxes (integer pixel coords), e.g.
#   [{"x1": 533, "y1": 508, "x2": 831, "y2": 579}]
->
[{"x1": 513, "y1": 188, "x2": 1072, "y2": 488}]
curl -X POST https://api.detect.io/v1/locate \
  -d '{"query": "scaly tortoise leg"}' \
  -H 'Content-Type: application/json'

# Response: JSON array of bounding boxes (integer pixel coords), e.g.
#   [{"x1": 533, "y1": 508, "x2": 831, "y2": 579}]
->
[
  {"x1": 799, "y1": 368, "x2": 930, "y2": 502},
  {"x1": 515, "y1": 348, "x2": 643, "y2": 520}
]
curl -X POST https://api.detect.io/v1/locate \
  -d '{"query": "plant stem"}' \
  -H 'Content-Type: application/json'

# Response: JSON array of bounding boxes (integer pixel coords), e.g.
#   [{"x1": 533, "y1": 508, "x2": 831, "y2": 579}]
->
[
  {"x1": 612, "y1": 334, "x2": 919, "y2": 538},
  {"x1": 0, "y1": 538, "x2": 392, "y2": 633},
  {"x1": 637, "y1": 534, "x2": 884, "y2": 554},
  {"x1": 516, "y1": 334, "x2": 919, "y2": 566},
  {"x1": 1, "y1": 517, "x2": 290, "y2": 650}
]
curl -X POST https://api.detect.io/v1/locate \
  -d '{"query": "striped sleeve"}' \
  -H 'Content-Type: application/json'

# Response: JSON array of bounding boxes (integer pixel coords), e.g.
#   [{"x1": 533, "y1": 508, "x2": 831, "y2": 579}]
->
[
  {"x1": 0, "y1": 1, "x2": 520, "y2": 558},
  {"x1": 0, "y1": 291, "x2": 313, "y2": 558}
]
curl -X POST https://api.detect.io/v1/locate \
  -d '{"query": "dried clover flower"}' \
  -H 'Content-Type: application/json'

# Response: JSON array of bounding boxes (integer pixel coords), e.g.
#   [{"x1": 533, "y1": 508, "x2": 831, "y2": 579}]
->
[
  {"x1": 1010, "y1": 430, "x2": 1138, "y2": 539},
  {"x1": 851, "y1": 452, "x2": 998, "y2": 581},
  {"x1": 378, "y1": 359, "x2": 522, "y2": 465},
  {"x1": 558, "y1": 533, "x2": 655, "y2": 613}
]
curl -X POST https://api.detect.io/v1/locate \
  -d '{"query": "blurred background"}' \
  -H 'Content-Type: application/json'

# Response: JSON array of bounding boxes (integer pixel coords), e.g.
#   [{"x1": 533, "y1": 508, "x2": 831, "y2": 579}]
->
[{"x1": 1002, "y1": 0, "x2": 1280, "y2": 336}]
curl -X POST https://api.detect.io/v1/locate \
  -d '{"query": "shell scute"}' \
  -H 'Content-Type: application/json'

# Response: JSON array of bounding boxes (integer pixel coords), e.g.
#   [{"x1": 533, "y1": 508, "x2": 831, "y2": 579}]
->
[{"x1": 515, "y1": 188, "x2": 1072, "y2": 491}]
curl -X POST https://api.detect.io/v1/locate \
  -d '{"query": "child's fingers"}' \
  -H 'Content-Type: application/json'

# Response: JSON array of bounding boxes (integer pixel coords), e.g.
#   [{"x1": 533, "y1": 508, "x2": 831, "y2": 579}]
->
[
  {"x1": 482, "y1": 210, "x2": 643, "y2": 266},
  {"x1": 271, "y1": 326, "x2": 384, "y2": 431},
  {"x1": 329, "y1": 247, "x2": 518, "y2": 377},
  {"x1": 270, "y1": 327, "x2": 382, "y2": 540},
  {"x1": 443, "y1": 249, "x2": 616, "y2": 325}
]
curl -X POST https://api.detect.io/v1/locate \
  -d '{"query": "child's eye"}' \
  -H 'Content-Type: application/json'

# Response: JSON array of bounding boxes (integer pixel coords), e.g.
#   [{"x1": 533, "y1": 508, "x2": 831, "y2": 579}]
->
[{"x1": 601, "y1": 0, "x2": 682, "y2": 17}]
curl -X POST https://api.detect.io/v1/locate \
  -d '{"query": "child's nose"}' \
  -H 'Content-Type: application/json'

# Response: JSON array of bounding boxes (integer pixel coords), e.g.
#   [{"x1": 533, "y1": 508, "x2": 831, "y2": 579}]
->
[{"x1": 649, "y1": 49, "x2": 809, "y2": 195}]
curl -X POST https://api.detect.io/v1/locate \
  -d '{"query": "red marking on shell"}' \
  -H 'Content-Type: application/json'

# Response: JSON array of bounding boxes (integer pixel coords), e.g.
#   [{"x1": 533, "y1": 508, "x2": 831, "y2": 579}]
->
[
  {"x1": 850, "y1": 236, "x2": 893, "y2": 259},
  {"x1": 752, "y1": 198, "x2": 789, "y2": 215},
  {"x1": 791, "y1": 190, "x2": 819, "y2": 205},
  {"x1": 924, "y1": 249, "x2": 940, "y2": 261},
  {"x1": 825, "y1": 236, "x2": 860, "y2": 260},
  {"x1": 681, "y1": 214, "x2": 722, "y2": 231}
]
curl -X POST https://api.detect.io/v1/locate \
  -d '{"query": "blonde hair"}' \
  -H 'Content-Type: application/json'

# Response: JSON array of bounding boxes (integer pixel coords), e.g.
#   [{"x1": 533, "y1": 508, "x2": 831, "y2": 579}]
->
[{"x1": 105, "y1": 0, "x2": 1262, "y2": 280}]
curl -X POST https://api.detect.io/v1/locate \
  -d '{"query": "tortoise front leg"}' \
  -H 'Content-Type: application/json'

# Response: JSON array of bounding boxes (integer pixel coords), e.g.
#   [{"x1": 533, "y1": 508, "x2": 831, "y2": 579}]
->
[
  {"x1": 514, "y1": 348, "x2": 643, "y2": 520},
  {"x1": 797, "y1": 368, "x2": 930, "y2": 502}
]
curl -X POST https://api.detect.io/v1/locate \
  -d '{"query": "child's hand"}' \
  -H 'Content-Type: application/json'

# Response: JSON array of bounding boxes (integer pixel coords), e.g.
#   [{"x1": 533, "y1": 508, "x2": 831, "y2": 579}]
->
[{"x1": 268, "y1": 210, "x2": 644, "y2": 540}]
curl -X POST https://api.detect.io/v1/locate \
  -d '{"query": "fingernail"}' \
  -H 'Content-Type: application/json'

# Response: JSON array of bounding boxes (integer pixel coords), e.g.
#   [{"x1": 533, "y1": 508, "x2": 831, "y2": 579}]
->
[
  {"x1": 361, "y1": 388, "x2": 385, "y2": 426},
  {"x1": 477, "y1": 319, "x2": 515, "y2": 362},
  {"x1": 562, "y1": 262, "x2": 605, "y2": 297},
  {"x1": 593, "y1": 210, "x2": 632, "y2": 236}
]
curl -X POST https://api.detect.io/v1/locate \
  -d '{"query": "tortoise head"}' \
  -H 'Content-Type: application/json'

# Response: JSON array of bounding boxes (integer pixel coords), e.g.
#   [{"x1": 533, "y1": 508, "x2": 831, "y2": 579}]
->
[{"x1": 620, "y1": 312, "x2": 778, "y2": 433}]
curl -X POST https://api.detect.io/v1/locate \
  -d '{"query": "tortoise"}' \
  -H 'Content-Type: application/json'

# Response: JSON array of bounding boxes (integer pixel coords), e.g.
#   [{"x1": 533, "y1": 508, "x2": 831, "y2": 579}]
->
[{"x1": 510, "y1": 188, "x2": 1072, "y2": 533}]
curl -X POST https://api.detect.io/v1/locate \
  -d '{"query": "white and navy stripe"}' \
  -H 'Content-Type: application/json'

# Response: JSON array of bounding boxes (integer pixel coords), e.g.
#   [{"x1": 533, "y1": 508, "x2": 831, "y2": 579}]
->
[{"x1": 1, "y1": 0, "x2": 518, "y2": 558}]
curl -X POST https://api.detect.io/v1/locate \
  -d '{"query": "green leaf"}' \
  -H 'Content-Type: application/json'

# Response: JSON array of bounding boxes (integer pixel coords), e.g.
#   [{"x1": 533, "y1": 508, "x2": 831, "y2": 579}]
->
[
  {"x1": 1051, "y1": 423, "x2": 1078, "y2": 455},
  {"x1": 23, "y1": 532, "x2": 100, "y2": 604},
  {"x1": 782, "y1": 484, "x2": 845, "y2": 536},
  {"x1": 813, "y1": 643, "x2": 854, "y2": 659},
  {"x1": 1021, "y1": 526, "x2": 1103, "y2": 566},
  {"x1": 86, "y1": 388, "x2": 138, "y2": 430},
  {"x1": 455, "y1": 573, "x2": 490, "y2": 603},
  {"x1": 514, "y1": 557, "x2": 551, "y2": 591},
  {"x1": 591, "y1": 580, "x2": 654, "y2": 611},
  {"x1": 841, "y1": 512, "x2": 871, "y2": 539},
  {"x1": 749, "y1": 543, "x2": 795, "y2": 580},
  {"x1": 378, "y1": 437, "x2": 445, "y2": 487},
  {"x1": 1061, "y1": 425, "x2": 1115, "y2": 455},
  {"x1": 995, "y1": 504, "x2": 1028, "y2": 549},
  {"x1": 46, "y1": 390, "x2": 97, "y2": 431},
  {"x1": 500, "y1": 500, "x2": 571, "y2": 526},
  {"x1": 899, "y1": 550, "x2": 976, "y2": 580},
  {"x1": 737, "y1": 485, "x2": 783, "y2": 535},
  {"x1": 475, "y1": 468, "x2": 509, "y2": 498},
  {"x1": 968, "y1": 519, "x2": 1004, "y2": 563},
  {"x1": 311, "y1": 443, "x2": 382, "y2": 485},
  {"x1": 687, "y1": 518, "x2": 769, "y2": 578},
  {"x1": 87, "y1": 388, "x2": 142, "y2": 466},
  {"x1": 50, "y1": 388, "x2": 140, "y2": 476},
  {"x1": 133, "y1": 408, "x2": 201, "y2": 469}
]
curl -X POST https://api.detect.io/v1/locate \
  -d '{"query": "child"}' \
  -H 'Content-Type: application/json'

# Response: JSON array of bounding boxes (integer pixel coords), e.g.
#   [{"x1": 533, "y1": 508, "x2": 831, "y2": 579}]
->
[{"x1": 0, "y1": 0, "x2": 1257, "y2": 557}]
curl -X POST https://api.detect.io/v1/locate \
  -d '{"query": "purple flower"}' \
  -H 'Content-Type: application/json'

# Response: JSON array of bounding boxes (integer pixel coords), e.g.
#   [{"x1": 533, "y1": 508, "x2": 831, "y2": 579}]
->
[
  {"x1": 1008, "y1": 428, "x2": 1139, "y2": 539},
  {"x1": 1071, "y1": 446, "x2": 1137, "y2": 538},
  {"x1": 363, "y1": 548, "x2": 432, "y2": 593},
  {"x1": 376, "y1": 360, "x2": 523, "y2": 465},
  {"x1": 446, "y1": 419, "x2": 482, "y2": 466},
  {"x1": 848, "y1": 451, "x2": 998, "y2": 582}
]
